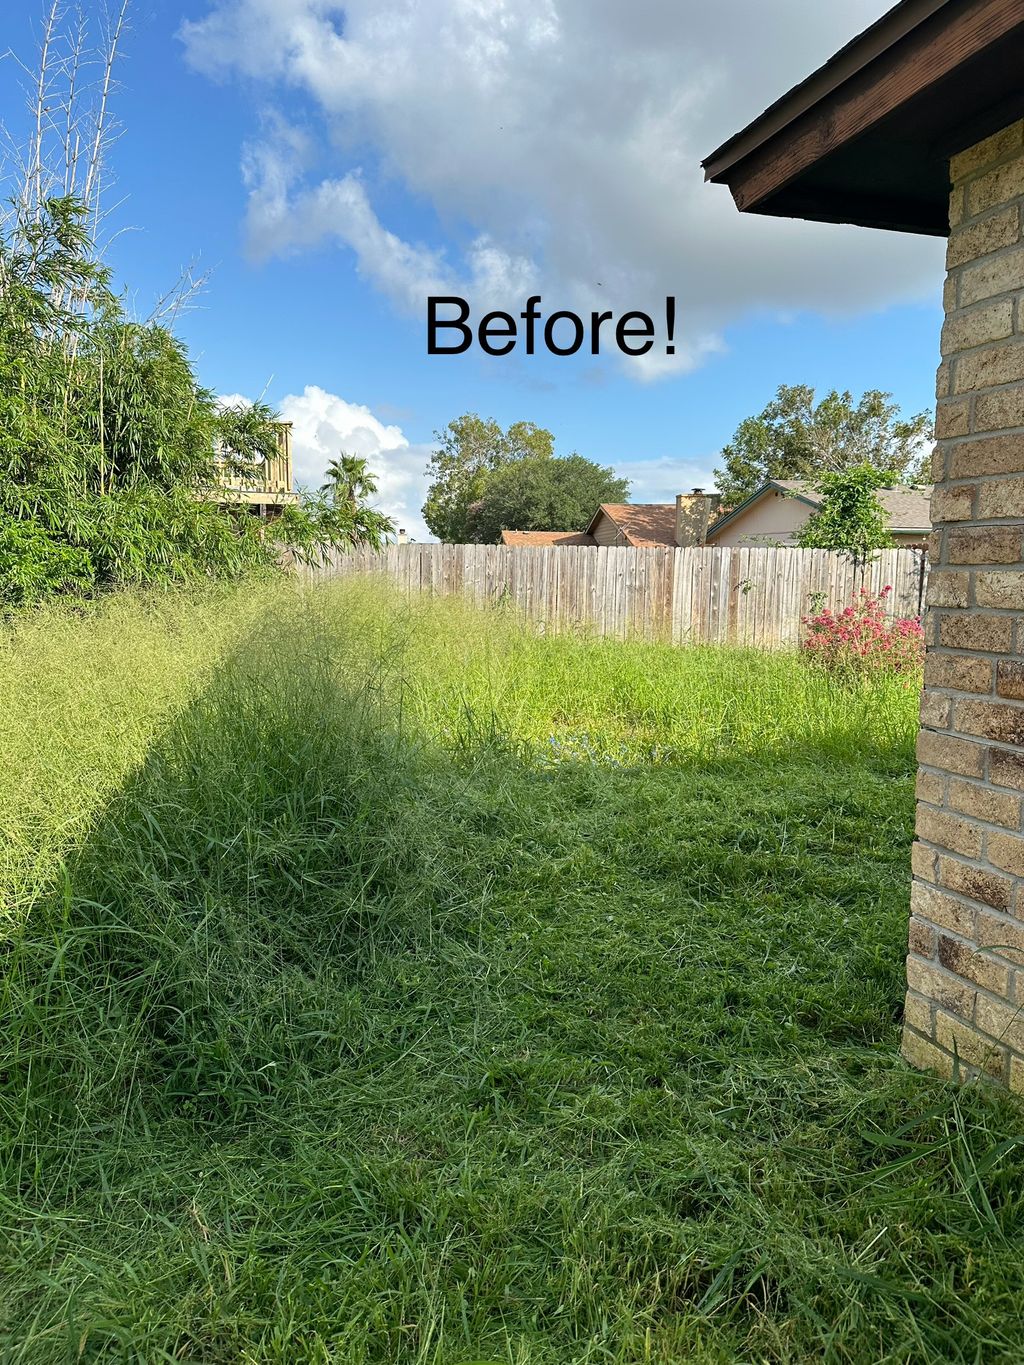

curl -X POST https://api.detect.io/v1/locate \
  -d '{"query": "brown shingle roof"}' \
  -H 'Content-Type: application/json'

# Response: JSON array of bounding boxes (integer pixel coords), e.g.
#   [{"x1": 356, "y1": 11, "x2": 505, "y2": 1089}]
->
[
  {"x1": 769, "y1": 479, "x2": 932, "y2": 530},
  {"x1": 589, "y1": 503, "x2": 678, "y2": 547},
  {"x1": 500, "y1": 530, "x2": 595, "y2": 547}
]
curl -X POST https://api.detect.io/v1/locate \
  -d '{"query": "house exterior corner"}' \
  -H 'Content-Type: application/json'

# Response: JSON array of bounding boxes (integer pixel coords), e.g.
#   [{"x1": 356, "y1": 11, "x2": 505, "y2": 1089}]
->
[{"x1": 903, "y1": 121, "x2": 1024, "y2": 1093}]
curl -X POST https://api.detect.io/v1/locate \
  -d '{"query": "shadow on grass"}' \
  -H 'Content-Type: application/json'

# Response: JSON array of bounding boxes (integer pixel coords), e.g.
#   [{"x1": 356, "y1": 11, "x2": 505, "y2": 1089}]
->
[{"x1": 2, "y1": 594, "x2": 1024, "y2": 1364}]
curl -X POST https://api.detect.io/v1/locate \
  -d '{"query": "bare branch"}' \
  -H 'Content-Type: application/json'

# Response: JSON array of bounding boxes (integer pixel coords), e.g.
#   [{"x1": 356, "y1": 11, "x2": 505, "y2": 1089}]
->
[
  {"x1": 62, "y1": 9, "x2": 88, "y2": 196},
  {"x1": 81, "y1": 0, "x2": 130, "y2": 242},
  {"x1": 25, "y1": 1, "x2": 62, "y2": 225},
  {"x1": 147, "y1": 260, "x2": 213, "y2": 328}
]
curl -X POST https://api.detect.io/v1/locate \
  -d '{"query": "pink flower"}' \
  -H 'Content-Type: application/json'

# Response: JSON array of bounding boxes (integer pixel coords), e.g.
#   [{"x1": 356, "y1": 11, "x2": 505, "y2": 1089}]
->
[{"x1": 801, "y1": 587, "x2": 923, "y2": 678}]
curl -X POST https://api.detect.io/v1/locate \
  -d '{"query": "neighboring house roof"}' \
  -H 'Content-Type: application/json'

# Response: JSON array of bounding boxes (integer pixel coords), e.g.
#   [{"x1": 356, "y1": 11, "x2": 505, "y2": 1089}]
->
[
  {"x1": 500, "y1": 530, "x2": 595, "y2": 547},
  {"x1": 706, "y1": 479, "x2": 932, "y2": 540},
  {"x1": 585, "y1": 503, "x2": 678, "y2": 547}
]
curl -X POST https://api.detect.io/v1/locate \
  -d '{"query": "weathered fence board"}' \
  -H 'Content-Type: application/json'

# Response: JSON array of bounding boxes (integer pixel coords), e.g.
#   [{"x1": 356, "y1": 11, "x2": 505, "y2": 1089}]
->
[{"x1": 302, "y1": 544, "x2": 928, "y2": 648}]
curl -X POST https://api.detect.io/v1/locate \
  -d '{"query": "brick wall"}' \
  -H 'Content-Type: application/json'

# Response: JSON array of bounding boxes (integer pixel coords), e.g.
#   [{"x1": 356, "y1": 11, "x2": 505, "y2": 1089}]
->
[{"x1": 902, "y1": 120, "x2": 1024, "y2": 1092}]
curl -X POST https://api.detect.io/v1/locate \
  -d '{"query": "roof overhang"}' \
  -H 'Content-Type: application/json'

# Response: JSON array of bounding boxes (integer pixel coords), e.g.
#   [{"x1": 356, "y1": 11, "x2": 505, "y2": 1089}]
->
[
  {"x1": 702, "y1": 0, "x2": 1024, "y2": 237},
  {"x1": 584, "y1": 504, "x2": 629, "y2": 542},
  {"x1": 704, "y1": 483, "x2": 816, "y2": 541}
]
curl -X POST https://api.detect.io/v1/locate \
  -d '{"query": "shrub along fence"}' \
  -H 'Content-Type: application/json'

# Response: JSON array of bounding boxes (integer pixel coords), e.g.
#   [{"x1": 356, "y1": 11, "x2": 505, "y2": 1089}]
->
[{"x1": 305, "y1": 544, "x2": 928, "y2": 648}]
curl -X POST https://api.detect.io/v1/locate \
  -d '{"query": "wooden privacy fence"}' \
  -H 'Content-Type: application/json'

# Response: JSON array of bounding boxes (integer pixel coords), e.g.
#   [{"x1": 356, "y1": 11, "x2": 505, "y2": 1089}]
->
[{"x1": 304, "y1": 544, "x2": 928, "y2": 648}]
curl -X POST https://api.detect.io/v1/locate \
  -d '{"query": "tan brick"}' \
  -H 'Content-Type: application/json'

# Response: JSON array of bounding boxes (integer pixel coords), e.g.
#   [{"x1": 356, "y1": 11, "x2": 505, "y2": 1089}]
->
[
  {"x1": 935, "y1": 399, "x2": 970, "y2": 439},
  {"x1": 991, "y1": 746, "x2": 1024, "y2": 791},
  {"x1": 946, "y1": 205, "x2": 1020, "y2": 269},
  {"x1": 978, "y1": 910, "x2": 1024, "y2": 963},
  {"x1": 950, "y1": 123, "x2": 1024, "y2": 182},
  {"x1": 901, "y1": 1026, "x2": 955, "y2": 1078},
  {"x1": 916, "y1": 729, "x2": 986, "y2": 778},
  {"x1": 956, "y1": 698, "x2": 1024, "y2": 745},
  {"x1": 947, "y1": 526, "x2": 1022, "y2": 564},
  {"x1": 989, "y1": 831, "x2": 1024, "y2": 877},
  {"x1": 975, "y1": 572, "x2": 1024, "y2": 609},
  {"x1": 931, "y1": 445, "x2": 947, "y2": 481},
  {"x1": 928, "y1": 530, "x2": 943, "y2": 561},
  {"x1": 942, "y1": 297, "x2": 1014, "y2": 353},
  {"x1": 1010, "y1": 1055, "x2": 1024, "y2": 1094},
  {"x1": 944, "y1": 272, "x2": 959, "y2": 310},
  {"x1": 938, "y1": 613, "x2": 1014, "y2": 651},
  {"x1": 938, "y1": 934, "x2": 1012, "y2": 995},
  {"x1": 975, "y1": 993, "x2": 1024, "y2": 1051},
  {"x1": 976, "y1": 478, "x2": 1024, "y2": 520},
  {"x1": 916, "y1": 769, "x2": 945, "y2": 804},
  {"x1": 920, "y1": 692, "x2": 952, "y2": 728},
  {"x1": 926, "y1": 572, "x2": 970, "y2": 608},
  {"x1": 909, "y1": 918, "x2": 936, "y2": 959},
  {"x1": 967, "y1": 155, "x2": 1024, "y2": 217},
  {"x1": 937, "y1": 361, "x2": 952, "y2": 399},
  {"x1": 972, "y1": 389, "x2": 1024, "y2": 432},
  {"x1": 935, "y1": 1009, "x2": 1008, "y2": 1077},
  {"x1": 939, "y1": 854, "x2": 1014, "y2": 910},
  {"x1": 997, "y1": 660, "x2": 1024, "y2": 700},
  {"x1": 930, "y1": 485, "x2": 975, "y2": 523},
  {"x1": 912, "y1": 841, "x2": 938, "y2": 882},
  {"x1": 916, "y1": 805, "x2": 984, "y2": 857},
  {"x1": 947, "y1": 778, "x2": 1022, "y2": 829},
  {"x1": 911, "y1": 879, "x2": 977, "y2": 937},
  {"x1": 924, "y1": 652, "x2": 993, "y2": 693},
  {"x1": 950, "y1": 435, "x2": 1024, "y2": 478},
  {"x1": 904, "y1": 988, "x2": 935, "y2": 1035},
  {"x1": 959, "y1": 247, "x2": 1024, "y2": 307},
  {"x1": 907, "y1": 955, "x2": 977, "y2": 1018}
]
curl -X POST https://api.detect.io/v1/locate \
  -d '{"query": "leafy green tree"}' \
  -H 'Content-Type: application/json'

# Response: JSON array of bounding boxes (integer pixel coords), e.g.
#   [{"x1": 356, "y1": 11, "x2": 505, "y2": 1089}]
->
[
  {"x1": 795, "y1": 462, "x2": 896, "y2": 557},
  {"x1": 0, "y1": 6, "x2": 386, "y2": 604},
  {"x1": 422, "y1": 415, "x2": 555, "y2": 542},
  {"x1": 715, "y1": 384, "x2": 931, "y2": 507},
  {"x1": 0, "y1": 196, "x2": 381, "y2": 606},
  {"x1": 321, "y1": 453, "x2": 378, "y2": 507},
  {"x1": 467, "y1": 454, "x2": 628, "y2": 543},
  {"x1": 276, "y1": 489, "x2": 393, "y2": 565}
]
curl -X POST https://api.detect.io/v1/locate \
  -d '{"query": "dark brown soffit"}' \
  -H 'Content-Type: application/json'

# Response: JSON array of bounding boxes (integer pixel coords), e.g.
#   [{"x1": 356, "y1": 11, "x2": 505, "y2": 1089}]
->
[{"x1": 702, "y1": 0, "x2": 1024, "y2": 236}]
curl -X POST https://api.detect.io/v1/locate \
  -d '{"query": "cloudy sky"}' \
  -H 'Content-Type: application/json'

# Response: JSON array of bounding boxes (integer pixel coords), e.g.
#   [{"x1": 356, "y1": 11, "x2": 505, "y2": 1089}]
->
[{"x1": 2, "y1": 1, "x2": 946, "y2": 538}]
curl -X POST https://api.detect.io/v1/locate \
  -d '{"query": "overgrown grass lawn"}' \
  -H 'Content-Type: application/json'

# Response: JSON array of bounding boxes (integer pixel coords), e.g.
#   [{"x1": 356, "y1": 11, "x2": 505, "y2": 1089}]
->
[{"x1": 2, "y1": 581, "x2": 1023, "y2": 1363}]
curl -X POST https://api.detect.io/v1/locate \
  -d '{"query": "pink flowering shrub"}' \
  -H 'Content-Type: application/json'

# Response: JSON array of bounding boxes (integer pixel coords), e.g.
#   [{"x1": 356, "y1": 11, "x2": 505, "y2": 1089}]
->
[{"x1": 801, "y1": 585, "x2": 924, "y2": 678}]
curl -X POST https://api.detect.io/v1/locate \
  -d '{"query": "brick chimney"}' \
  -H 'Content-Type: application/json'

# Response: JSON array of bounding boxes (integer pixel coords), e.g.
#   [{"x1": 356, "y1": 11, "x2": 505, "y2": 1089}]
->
[{"x1": 674, "y1": 489, "x2": 722, "y2": 547}]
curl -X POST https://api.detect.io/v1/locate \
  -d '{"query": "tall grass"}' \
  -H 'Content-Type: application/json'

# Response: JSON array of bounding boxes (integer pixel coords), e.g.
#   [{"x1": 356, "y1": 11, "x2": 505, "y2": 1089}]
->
[
  {"x1": 2, "y1": 579, "x2": 1022, "y2": 1364},
  {"x1": 0, "y1": 584, "x2": 271, "y2": 926}
]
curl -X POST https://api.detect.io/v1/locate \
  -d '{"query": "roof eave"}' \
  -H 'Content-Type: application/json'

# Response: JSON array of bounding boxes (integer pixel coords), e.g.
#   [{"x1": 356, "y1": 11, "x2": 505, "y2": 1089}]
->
[
  {"x1": 702, "y1": 0, "x2": 1024, "y2": 237},
  {"x1": 584, "y1": 504, "x2": 614, "y2": 537},
  {"x1": 702, "y1": 0, "x2": 950, "y2": 183},
  {"x1": 703, "y1": 486, "x2": 772, "y2": 538}
]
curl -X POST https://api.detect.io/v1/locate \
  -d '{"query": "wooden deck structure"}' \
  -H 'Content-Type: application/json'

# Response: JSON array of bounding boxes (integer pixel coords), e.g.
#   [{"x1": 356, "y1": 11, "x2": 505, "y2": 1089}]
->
[{"x1": 214, "y1": 422, "x2": 299, "y2": 518}]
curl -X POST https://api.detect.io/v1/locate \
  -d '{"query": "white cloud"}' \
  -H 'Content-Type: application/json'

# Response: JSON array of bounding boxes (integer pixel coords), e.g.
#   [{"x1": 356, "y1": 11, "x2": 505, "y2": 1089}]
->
[
  {"x1": 279, "y1": 384, "x2": 434, "y2": 539},
  {"x1": 182, "y1": 0, "x2": 945, "y2": 381},
  {"x1": 618, "y1": 454, "x2": 719, "y2": 505},
  {"x1": 240, "y1": 126, "x2": 541, "y2": 317}
]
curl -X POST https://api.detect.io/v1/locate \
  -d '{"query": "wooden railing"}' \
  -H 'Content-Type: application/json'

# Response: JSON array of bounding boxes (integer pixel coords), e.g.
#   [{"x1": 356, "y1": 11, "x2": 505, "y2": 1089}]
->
[{"x1": 214, "y1": 424, "x2": 296, "y2": 504}]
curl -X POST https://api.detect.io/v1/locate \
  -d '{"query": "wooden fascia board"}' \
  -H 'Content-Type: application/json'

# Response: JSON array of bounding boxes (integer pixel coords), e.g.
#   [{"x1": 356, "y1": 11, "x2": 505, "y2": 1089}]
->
[
  {"x1": 702, "y1": 0, "x2": 950, "y2": 182},
  {"x1": 704, "y1": 487, "x2": 772, "y2": 538},
  {"x1": 710, "y1": 0, "x2": 1024, "y2": 214},
  {"x1": 705, "y1": 483, "x2": 819, "y2": 540},
  {"x1": 583, "y1": 504, "x2": 613, "y2": 537}
]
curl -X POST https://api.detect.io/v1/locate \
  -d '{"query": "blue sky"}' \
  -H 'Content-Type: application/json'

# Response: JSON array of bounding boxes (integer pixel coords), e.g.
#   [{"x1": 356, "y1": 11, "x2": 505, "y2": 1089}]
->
[{"x1": 1, "y1": 1, "x2": 947, "y2": 538}]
